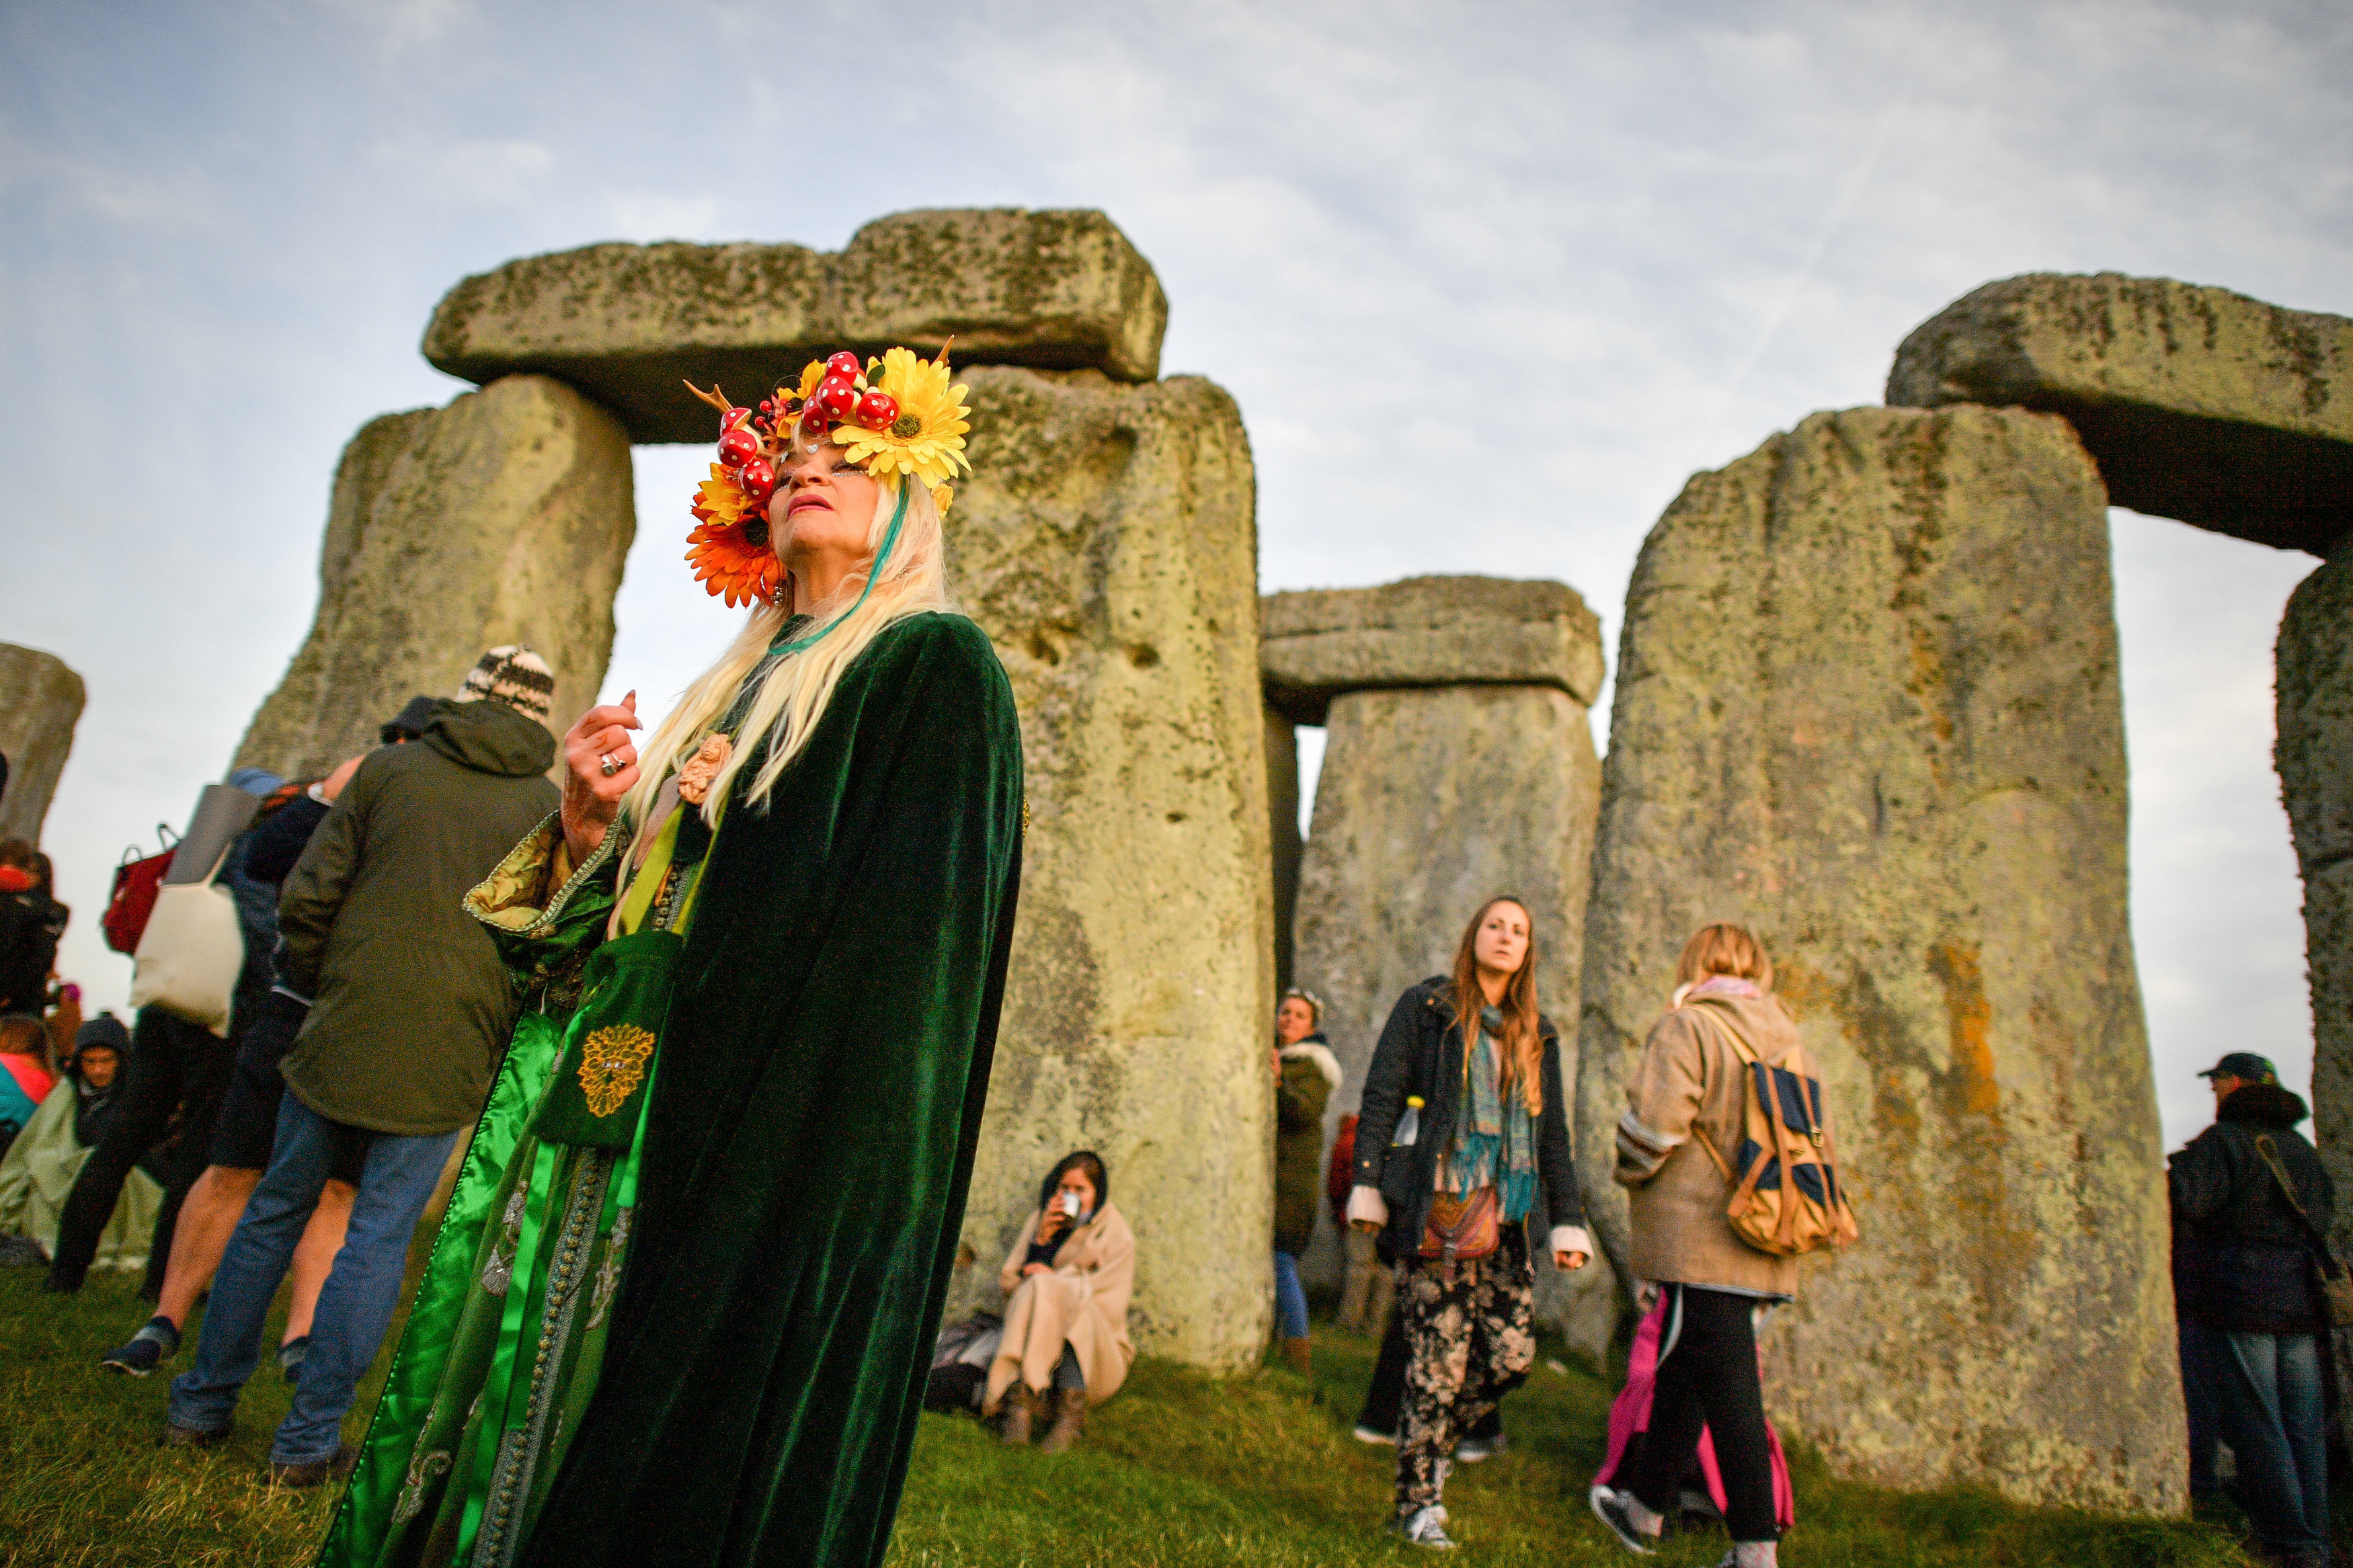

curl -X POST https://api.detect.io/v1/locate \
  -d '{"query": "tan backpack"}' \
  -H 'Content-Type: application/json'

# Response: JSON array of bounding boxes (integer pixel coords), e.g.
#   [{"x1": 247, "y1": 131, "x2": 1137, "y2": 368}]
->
[{"x1": 1687, "y1": 1006, "x2": 1860, "y2": 1257}]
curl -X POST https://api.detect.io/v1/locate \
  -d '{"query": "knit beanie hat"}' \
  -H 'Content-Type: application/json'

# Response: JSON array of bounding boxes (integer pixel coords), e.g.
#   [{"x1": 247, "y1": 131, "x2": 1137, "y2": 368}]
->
[
  {"x1": 76, "y1": 1014, "x2": 132, "y2": 1057},
  {"x1": 454, "y1": 646, "x2": 555, "y2": 725}
]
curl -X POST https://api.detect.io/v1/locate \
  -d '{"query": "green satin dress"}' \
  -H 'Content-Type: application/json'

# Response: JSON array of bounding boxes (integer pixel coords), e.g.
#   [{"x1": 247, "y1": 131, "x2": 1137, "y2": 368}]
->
[{"x1": 316, "y1": 612, "x2": 1025, "y2": 1568}]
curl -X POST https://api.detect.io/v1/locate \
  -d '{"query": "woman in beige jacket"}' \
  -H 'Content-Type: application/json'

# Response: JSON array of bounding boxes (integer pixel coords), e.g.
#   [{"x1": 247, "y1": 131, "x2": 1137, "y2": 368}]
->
[
  {"x1": 984, "y1": 1150, "x2": 1135, "y2": 1453},
  {"x1": 1593, "y1": 924, "x2": 1820, "y2": 1568}
]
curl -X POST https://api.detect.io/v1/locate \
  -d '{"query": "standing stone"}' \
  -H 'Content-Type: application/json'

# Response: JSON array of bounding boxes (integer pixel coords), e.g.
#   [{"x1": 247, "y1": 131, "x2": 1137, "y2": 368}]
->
[
  {"x1": 939, "y1": 366, "x2": 1274, "y2": 1372},
  {"x1": 1888, "y1": 272, "x2": 2353, "y2": 555},
  {"x1": 234, "y1": 376, "x2": 635, "y2": 781},
  {"x1": 424, "y1": 210, "x2": 1169, "y2": 444},
  {"x1": 1577, "y1": 405, "x2": 2184, "y2": 1512},
  {"x1": 2281, "y1": 554, "x2": 2353, "y2": 1264},
  {"x1": 1276, "y1": 578, "x2": 1612, "y2": 1357},
  {"x1": 0, "y1": 646, "x2": 87, "y2": 846}
]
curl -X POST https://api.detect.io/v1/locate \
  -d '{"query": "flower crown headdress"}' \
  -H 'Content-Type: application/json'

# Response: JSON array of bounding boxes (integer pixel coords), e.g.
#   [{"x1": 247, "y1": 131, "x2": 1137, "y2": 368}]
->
[{"x1": 681, "y1": 344, "x2": 972, "y2": 608}]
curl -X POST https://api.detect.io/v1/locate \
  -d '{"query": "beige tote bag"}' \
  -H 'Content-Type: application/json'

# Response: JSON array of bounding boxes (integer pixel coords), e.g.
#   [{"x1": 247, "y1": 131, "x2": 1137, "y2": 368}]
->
[{"x1": 128, "y1": 848, "x2": 245, "y2": 1036}]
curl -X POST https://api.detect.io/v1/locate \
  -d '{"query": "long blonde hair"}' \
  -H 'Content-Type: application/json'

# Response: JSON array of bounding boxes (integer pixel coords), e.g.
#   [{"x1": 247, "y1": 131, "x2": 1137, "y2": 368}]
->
[{"x1": 623, "y1": 472, "x2": 955, "y2": 827}]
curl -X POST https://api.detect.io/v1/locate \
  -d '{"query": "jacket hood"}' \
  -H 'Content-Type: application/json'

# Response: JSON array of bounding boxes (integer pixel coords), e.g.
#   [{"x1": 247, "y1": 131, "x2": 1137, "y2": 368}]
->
[
  {"x1": 2221, "y1": 1081, "x2": 2309, "y2": 1129},
  {"x1": 423, "y1": 698, "x2": 557, "y2": 778},
  {"x1": 1281, "y1": 1038, "x2": 1343, "y2": 1089},
  {"x1": 1679, "y1": 989, "x2": 1803, "y2": 1065}
]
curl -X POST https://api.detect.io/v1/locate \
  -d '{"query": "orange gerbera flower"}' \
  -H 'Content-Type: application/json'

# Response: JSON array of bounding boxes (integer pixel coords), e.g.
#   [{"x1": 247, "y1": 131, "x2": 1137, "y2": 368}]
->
[{"x1": 684, "y1": 464, "x2": 781, "y2": 607}]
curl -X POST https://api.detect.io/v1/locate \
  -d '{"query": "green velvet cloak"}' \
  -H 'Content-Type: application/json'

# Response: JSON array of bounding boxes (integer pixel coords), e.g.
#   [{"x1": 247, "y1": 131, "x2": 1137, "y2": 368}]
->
[{"x1": 321, "y1": 612, "x2": 1023, "y2": 1568}]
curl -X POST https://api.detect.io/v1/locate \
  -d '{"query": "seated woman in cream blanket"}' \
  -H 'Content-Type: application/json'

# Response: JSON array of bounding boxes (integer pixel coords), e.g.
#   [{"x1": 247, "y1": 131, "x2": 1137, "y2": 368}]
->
[{"x1": 985, "y1": 1149, "x2": 1135, "y2": 1454}]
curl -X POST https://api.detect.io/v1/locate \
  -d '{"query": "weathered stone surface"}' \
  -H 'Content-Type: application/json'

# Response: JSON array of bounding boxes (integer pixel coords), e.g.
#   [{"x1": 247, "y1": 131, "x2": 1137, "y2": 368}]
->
[
  {"x1": 1265, "y1": 706, "x2": 1302, "y2": 991},
  {"x1": 425, "y1": 210, "x2": 1170, "y2": 444},
  {"x1": 1289, "y1": 671, "x2": 1611, "y2": 1358},
  {"x1": 2280, "y1": 554, "x2": 2353, "y2": 1267},
  {"x1": 1262, "y1": 575, "x2": 1605, "y2": 725},
  {"x1": 1575, "y1": 405, "x2": 2184, "y2": 1512},
  {"x1": 0, "y1": 646, "x2": 87, "y2": 847},
  {"x1": 1888, "y1": 272, "x2": 2353, "y2": 554},
  {"x1": 939, "y1": 366, "x2": 1273, "y2": 1372},
  {"x1": 235, "y1": 376, "x2": 634, "y2": 780}
]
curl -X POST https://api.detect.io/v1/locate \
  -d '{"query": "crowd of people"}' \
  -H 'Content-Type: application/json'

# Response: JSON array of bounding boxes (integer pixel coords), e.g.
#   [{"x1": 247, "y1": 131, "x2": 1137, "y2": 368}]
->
[{"x1": 0, "y1": 332, "x2": 2331, "y2": 1568}]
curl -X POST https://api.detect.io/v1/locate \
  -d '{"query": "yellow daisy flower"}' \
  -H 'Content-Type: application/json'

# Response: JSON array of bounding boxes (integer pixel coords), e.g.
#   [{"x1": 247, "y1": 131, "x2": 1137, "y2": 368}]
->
[{"x1": 830, "y1": 346, "x2": 972, "y2": 489}]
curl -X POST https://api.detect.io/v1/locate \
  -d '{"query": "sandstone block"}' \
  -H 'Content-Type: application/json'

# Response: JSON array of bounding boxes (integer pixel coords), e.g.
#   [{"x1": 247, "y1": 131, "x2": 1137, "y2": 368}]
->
[
  {"x1": 939, "y1": 366, "x2": 1273, "y2": 1372},
  {"x1": 234, "y1": 376, "x2": 635, "y2": 781},
  {"x1": 2279, "y1": 554, "x2": 2353, "y2": 1262},
  {"x1": 1576, "y1": 405, "x2": 2183, "y2": 1512},
  {"x1": 1262, "y1": 575, "x2": 1605, "y2": 725},
  {"x1": 1289, "y1": 677, "x2": 1609, "y2": 1346},
  {"x1": 1888, "y1": 272, "x2": 2353, "y2": 554},
  {"x1": 424, "y1": 209, "x2": 1169, "y2": 444},
  {"x1": 0, "y1": 645, "x2": 87, "y2": 846}
]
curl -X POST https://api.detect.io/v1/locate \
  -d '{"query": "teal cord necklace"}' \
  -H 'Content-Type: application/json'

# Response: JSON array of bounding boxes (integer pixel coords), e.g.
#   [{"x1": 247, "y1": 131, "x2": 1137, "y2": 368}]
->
[{"x1": 770, "y1": 485, "x2": 910, "y2": 655}]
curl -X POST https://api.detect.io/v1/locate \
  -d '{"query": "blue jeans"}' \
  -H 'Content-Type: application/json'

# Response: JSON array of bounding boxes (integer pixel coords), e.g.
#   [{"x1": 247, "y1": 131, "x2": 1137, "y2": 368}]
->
[
  {"x1": 169, "y1": 1094, "x2": 456, "y2": 1463},
  {"x1": 2214, "y1": 1330, "x2": 2328, "y2": 1559},
  {"x1": 2178, "y1": 1319, "x2": 2223, "y2": 1496},
  {"x1": 1273, "y1": 1249, "x2": 1310, "y2": 1340}
]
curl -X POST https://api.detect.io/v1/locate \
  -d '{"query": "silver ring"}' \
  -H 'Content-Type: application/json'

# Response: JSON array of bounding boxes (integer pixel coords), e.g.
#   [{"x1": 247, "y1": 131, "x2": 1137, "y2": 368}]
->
[{"x1": 599, "y1": 753, "x2": 623, "y2": 778}]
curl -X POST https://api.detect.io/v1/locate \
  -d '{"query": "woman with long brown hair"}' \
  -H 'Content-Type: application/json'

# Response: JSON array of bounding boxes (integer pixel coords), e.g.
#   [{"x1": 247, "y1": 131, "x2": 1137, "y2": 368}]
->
[{"x1": 1346, "y1": 896, "x2": 1590, "y2": 1549}]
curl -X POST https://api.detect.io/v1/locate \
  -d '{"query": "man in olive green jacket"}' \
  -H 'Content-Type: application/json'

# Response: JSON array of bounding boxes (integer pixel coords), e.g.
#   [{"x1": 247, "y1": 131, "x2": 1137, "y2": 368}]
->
[{"x1": 167, "y1": 647, "x2": 561, "y2": 1483}]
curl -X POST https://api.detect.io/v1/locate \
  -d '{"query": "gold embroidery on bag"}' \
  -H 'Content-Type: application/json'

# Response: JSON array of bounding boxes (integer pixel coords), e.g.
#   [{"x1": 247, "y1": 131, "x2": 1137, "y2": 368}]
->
[{"x1": 577, "y1": 1025, "x2": 656, "y2": 1118}]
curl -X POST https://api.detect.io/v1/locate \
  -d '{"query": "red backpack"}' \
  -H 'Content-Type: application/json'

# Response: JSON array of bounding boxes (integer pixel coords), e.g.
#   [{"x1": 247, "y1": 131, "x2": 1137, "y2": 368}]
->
[{"x1": 102, "y1": 826, "x2": 178, "y2": 956}]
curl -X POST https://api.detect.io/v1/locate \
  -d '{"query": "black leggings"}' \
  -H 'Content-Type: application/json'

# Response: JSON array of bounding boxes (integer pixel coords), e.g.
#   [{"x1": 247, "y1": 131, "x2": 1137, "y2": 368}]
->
[
  {"x1": 1624, "y1": 1284, "x2": 1778, "y2": 1543},
  {"x1": 46, "y1": 1007, "x2": 233, "y2": 1294}
]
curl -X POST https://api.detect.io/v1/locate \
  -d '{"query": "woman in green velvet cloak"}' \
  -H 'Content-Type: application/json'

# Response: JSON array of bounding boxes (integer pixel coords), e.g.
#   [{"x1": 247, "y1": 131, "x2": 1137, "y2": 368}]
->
[{"x1": 315, "y1": 346, "x2": 1023, "y2": 1568}]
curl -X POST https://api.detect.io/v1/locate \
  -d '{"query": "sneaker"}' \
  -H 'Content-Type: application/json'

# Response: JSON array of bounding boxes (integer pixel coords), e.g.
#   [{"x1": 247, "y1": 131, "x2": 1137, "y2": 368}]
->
[
  {"x1": 278, "y1": 1336, "x2": 311, "y2": 1383},
  {"x1": 159, "y1": 1419, "x2": 234, "y2": 1450},
  {"x1": 1351, "y1": 1423, "x2": 1398, "y2": 1446},
  {"x1": 268, "y1": 1444, "x2": 360, "y2": 1487},
  {"x1": 1589, "y1": 1485, "x2": 1661, "y2": 1556},
  {"x1": 1455, "y1": 1432, "x2": 1508, "y2": 1462},
  {"x1": 1392, "y1": 1505, "x2": 1458, "y2": 1550},
  {"x1": 102, "y1": 1316, "x2": 182, "y2": 1377}
]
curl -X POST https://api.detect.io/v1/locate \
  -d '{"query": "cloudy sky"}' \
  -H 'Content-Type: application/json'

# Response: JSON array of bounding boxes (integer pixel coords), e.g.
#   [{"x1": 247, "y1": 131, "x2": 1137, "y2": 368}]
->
[{"x1": 3, "y1": 1, "x2": 2344, "y2": 1149}]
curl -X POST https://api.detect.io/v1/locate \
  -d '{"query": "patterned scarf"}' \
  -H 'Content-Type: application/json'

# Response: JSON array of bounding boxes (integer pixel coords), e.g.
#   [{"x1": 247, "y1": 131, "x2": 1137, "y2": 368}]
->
[{"x1": 1441, "y1": 1004, "x2": 1540, "y2": 1222}]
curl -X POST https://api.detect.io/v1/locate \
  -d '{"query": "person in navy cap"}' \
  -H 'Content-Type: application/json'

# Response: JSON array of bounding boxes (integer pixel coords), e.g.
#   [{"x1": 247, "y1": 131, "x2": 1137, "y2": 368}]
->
[{"x1": 2170, "y1": 1051, "x2": 2334, "y2": 1567}]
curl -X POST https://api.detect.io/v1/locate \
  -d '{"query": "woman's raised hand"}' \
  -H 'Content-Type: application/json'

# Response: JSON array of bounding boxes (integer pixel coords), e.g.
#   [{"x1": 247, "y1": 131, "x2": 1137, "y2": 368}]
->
[{"x1": 561, "y1": 692, "x2": 640, "y2": 861}]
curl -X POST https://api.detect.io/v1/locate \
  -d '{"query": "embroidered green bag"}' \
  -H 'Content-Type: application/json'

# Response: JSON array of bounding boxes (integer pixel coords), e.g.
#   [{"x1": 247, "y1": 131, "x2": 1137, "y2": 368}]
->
[{"x1": 528, "y1": 927, "x2": 682, "y2": 1149}]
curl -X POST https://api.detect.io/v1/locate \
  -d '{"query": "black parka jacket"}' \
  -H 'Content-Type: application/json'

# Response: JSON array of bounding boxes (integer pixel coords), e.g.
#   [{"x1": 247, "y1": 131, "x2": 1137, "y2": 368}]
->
[
  {"x1": 2169, "y1": 1083, "x2": 2334, "y2": 1334},
  {"x1": 1351, "y1": 975, "x2": 1583, "y2": 1261}
]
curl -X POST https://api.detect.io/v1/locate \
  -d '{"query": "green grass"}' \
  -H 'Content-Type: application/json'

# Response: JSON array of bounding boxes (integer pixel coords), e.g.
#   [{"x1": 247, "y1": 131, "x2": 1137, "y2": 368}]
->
[{"x1": 0, "y1": 1266, "x2": 2262, "y2": 1566}]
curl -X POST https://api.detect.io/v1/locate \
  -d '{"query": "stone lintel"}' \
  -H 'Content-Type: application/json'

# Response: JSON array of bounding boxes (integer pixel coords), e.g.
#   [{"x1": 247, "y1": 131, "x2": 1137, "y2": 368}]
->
[
  {"x1": 1887, "y1": 272, "x2": 2353, "y2": 555},
  {"x1": 424, "y1": 208, "x2": 1169, "y2": 443},
  {"x1": 1260, "y1": 575, "x2": 1603, "y2": 725}
]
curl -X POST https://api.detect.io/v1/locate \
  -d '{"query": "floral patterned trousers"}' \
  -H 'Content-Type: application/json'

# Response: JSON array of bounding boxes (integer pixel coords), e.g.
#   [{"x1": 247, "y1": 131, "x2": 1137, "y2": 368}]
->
[{"x1": 1394, "y1": 1227, "x2": 1536, "y2": 1516}]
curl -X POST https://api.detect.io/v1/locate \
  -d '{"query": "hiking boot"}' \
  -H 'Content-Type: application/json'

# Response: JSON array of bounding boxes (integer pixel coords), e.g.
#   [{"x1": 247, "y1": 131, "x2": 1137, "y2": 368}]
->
[
  {"x1": 1279, "y1": 1336, "x2": 1312, "y2": 1376},
  {"x1": 159, "y1": 1419, "x2": 234, "y2": 1450},
  {"x1": 1589, "y1": 1485, "x2": 1661, "y2": 1555},
  {"x1": 1039, "y1": 1386, "x2": 1088, "y2": 1454},
  {"x1": 102, "y1": 1315, "x2": 181, "y2": 1376},
  {"x1": 278, "y1": 1335, "x2": 311, "y2": 1383},
  {"x1": 268, "y1": 1444, "x2": 359, "y2": 1488},
  {"x1": 1392, "y1": 1505, "x2": 1458, "y2": 1549},
  {"x1": 998, "y1": 1384, "x2": 1039, "y2": 1446}
]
